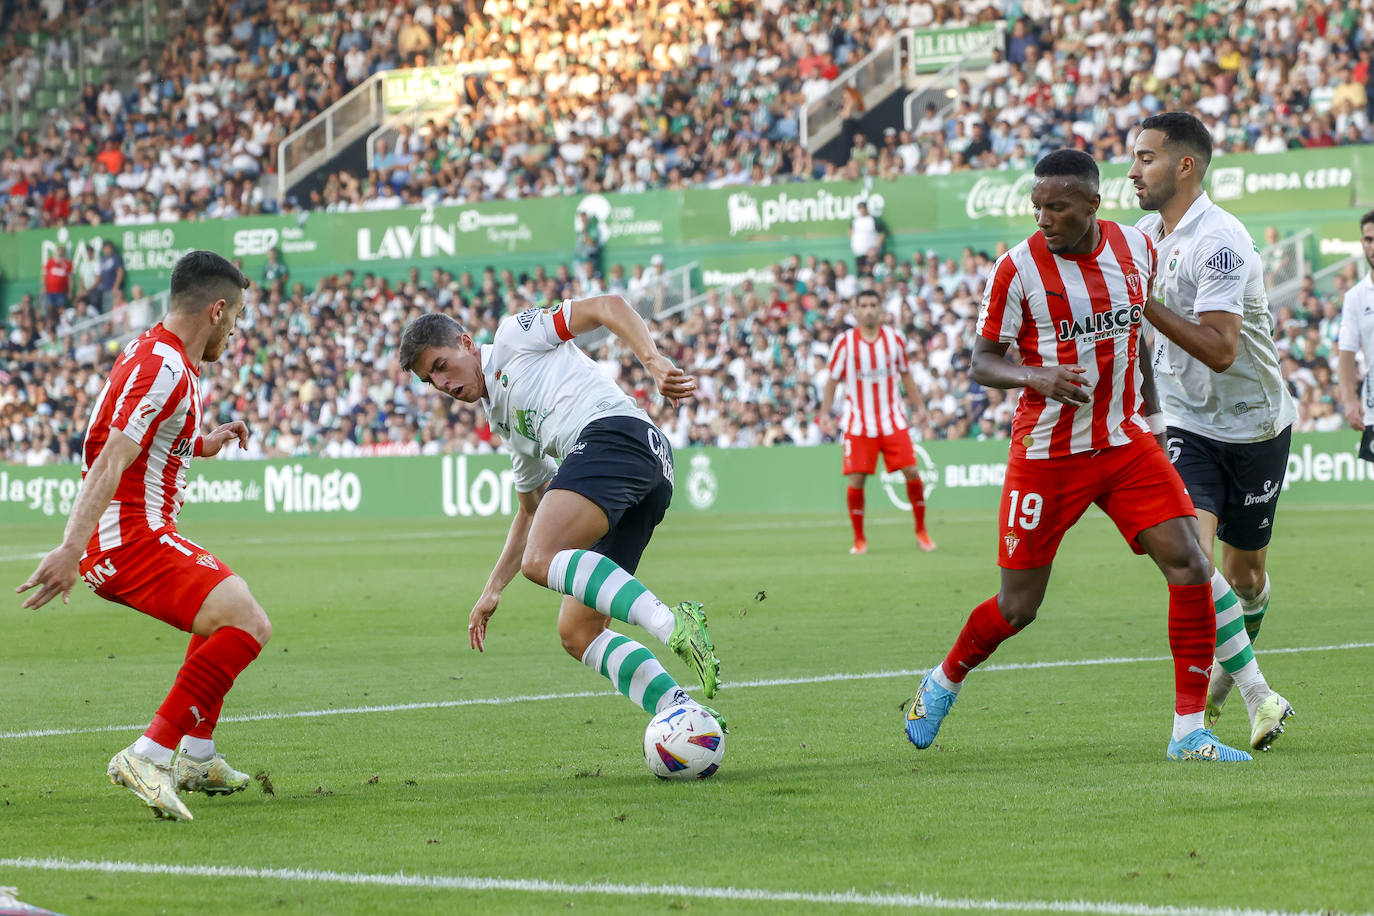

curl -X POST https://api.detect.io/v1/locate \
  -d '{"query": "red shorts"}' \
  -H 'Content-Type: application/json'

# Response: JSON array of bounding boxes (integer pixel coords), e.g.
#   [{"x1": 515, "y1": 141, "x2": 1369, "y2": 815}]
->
[
  {"x1": 843, "y1": 431, "x2": 916, "y2": 475},
  {"x1": 79, "y1": 526, "x2": 234, "y2": 631},
  {"x1": 996, "y1": 436, "x2": 1194, "y2": 569}
]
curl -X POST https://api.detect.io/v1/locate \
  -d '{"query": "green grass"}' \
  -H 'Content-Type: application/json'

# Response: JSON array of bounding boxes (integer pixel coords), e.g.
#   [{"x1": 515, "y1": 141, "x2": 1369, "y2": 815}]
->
[{"x1": 1, "y1": 506, "x2": 1370, "y2": 915}]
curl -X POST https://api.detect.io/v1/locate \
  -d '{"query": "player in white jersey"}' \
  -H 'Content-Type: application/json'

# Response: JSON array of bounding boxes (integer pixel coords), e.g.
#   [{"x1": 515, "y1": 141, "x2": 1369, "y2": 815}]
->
[
  {"x1": 1130, "y1": 112, "x2": 1294, "y2": 750},
  {"x1": 1338, "y1": 210, "x2": 1374, "y2": 462},
  {"x1": 17, "y1": 251, "x2": 268, "y2": 821},
  {"x1": 399, "y1": 296, "x2": 725, "y2": 739},
  {"x1": 821, "y1": 288, "x2": 935, "y2": 555}
]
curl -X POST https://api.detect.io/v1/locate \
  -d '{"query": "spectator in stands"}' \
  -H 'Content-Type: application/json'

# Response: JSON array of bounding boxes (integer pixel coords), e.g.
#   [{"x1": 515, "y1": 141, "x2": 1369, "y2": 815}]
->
[{"x1": 42, "y1": 244, "x2": 73, "y2": 321}]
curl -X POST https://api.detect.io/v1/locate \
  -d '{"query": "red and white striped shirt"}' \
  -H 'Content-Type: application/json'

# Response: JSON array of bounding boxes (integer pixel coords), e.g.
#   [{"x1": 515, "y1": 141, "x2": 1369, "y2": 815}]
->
[
  {"x1": 827, "y1": 325, "x2": 912, "y2": 437},
  {"x1": 82, "y1": 323, "x2": 203, "y2": 554},
  {"x1": 976, "y1": 220, "x2": 1154, "y2": 460}
]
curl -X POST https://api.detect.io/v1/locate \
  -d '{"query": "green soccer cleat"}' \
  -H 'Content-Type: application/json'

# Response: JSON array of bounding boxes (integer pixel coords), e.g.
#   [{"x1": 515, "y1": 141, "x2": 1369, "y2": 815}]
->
[
  {"x1": 176, "y1": 752, "x2": 251, "y2": 796},
  {"x1": 1249, "y1": 693, "x2": 1294, "y2": 751},
  {"x1": 668, "y1": 601, "x2": 720, "y2": 699},
  {"x1": 1205, "y1": 662, "x2": 1234, "y2": 729},
  {"x1": 108, "y1": 745, "x2": 194, "y2": 821}
]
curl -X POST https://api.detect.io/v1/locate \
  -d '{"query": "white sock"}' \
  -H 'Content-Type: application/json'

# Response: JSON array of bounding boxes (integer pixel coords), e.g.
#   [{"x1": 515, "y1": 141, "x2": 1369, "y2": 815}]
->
[
  {"x1": 179, "y1": 736, "x2": 216, "y2": 760},
  {"x1": 1172, "y1": 711, "x2": 1204, "y2": 742},
  {"x1": 929, "y1": 665, "x2": 961, "y2": 694},
  {"x1": 1231, "y1": 660, "x2": 1272, "y2": 719},
  {"x1": 131, "y1": 735, "x2": 175, "y2": 766}
]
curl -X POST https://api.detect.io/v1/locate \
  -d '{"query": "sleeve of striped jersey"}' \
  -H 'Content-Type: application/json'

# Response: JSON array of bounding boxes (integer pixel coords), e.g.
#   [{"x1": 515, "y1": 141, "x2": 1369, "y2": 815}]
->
[
  {"x1": 976, "y1": 255, "x2": 1022, "y2": 343},
  {"x1": 1189, "y1": 231, "x2": 1248, "y2": 316},
  {"x1": 112, "y1": 355, "x2": 184, "y2": 446},
  {"x1": 826, "y1": 333, "x2": 847, "y2": 379}
]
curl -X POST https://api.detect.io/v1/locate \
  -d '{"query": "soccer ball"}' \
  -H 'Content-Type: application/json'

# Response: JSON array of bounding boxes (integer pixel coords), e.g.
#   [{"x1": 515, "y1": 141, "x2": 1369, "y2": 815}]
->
[{"x1": 643, "y1": 704, "x2": 725, "y2": 780}]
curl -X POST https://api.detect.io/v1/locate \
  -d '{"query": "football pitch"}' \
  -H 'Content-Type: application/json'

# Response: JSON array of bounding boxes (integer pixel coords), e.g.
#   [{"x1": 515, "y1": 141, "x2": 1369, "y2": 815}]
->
[{"x1": 2, "y1": 504, "x2": 1370, "y2": 915}]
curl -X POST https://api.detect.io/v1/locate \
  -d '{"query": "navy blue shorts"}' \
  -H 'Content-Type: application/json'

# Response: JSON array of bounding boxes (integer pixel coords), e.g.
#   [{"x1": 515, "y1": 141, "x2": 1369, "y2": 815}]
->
[
  {"x1": 1165, "y1": 425, "x2": 1291, "y2": 551},
  {"x1": 548, "y1": 416, "x2": 674, "y2": 574}
]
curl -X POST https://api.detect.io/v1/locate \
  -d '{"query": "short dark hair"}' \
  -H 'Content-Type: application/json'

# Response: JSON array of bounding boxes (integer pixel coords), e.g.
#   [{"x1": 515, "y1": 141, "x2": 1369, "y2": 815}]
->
[
  {"x1": 856, "y1": 287, "x2": 882, "y2": 305},
  {"x1": 169, "y1": 250, "x2": 248, "y2": 314},
  {"x1": 1033, "y1": 148, "x2": 1100, "y2": 192},
  {"x1": 1140, "y1": 111, "x2": 1213, "y2": 173},
  {"x1": 1361, "y1": 209, "x2": 1374, "y2": 231},
  {"x1": 398, "y1": 312, "x2": 467, "y2": 374}
]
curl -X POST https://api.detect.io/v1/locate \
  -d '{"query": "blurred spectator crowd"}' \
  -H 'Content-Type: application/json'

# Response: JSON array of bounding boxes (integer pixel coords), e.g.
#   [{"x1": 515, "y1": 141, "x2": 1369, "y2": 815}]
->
[
  {"x1": 3, "y1": 0, "x2": 1373, "y2": 229},
  {"x1": 2, "y1": 243, "x2": 1364, "y2": 465}
]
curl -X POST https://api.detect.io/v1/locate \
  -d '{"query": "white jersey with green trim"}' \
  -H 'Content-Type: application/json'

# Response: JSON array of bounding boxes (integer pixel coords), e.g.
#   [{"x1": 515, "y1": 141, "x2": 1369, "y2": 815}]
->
[
  {"x1": 1136, "y1": 192, "x2": 1296, "y2": 443},
  {"x1": 1339, "y1": 271, "x2": 1374, "y2": 425},
  {"x1": 480, "y1": 300, "x2": 648, "y2": 492}
]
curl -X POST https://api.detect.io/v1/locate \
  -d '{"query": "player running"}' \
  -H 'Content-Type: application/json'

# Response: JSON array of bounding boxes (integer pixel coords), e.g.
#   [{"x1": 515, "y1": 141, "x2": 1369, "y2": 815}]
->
[
  {"x1": 821, "y1": 288, "x2": 935, "y2": 554},
  {"x1": 1130, "y1": 112, "x2": 1295, "y2": 751},
  {"x1": 17, "y1": 250, "x2": 269, "y2": 820},
  {"x1": 902, "y1": 150, "x2": 1250, "y2": 762},
  {"x1": 398, "y1": 295, "x2": 724, "y2": 728}
]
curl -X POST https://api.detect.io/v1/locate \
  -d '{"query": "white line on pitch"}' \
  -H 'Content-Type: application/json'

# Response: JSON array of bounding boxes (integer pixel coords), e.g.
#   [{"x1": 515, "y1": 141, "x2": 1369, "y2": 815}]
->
[
  {"x1": 0, "y1": 857, "x2": 1350, "y2": 916},
  {"x1": 2, "y1": 641, "x2": 1370, "y2": 742}
]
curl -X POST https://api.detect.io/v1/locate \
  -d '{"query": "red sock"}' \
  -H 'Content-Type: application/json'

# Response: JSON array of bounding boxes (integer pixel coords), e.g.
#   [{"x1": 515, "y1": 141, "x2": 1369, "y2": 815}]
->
[
  {"x1": 940, "y1": 596, "x2": 1020, "y2": 683},
  {"x1": 906, "y1": 478, "x2": 927, "y2": 530},
  {"x1": 1168, "y1": 583, "x2": 1215, "y2": 715},
  {"x1": 182, "y1": 634, "x2": 221, "y2": 739},
  {"x1": 846, "y1": 486, "x2": 865, "y2": 543},
  {"x1": 145, "y1": 627, "x2": 262, "y2": 748}
]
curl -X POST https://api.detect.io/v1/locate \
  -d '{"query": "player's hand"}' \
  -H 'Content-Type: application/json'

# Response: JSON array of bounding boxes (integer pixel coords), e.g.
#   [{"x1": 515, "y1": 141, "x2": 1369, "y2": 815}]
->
[
  {"x1": 644, "y1": 353, "x2": 697, "y2": 406},
  {"x1": 1029, "y1": 365, "x2": 1090, "y2": 407},
  {"x1": 200, "y1": 421, "x2": 251, "y2": 457},
  {"x1": 15, "y1": 544, "x2": 83, "y2": 610},
  {"x1": 1344, "y1": 398, "x2": 1364, "y2": 431},
  {"x1": 469, "y1": 590, "x2": 500, "y2": 652}
]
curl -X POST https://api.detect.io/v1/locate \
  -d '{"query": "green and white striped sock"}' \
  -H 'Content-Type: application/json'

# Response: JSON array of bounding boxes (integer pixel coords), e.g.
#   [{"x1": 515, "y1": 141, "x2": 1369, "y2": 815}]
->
[
  {"x1": 581, "y1": 629, "x2": 684, "y2": 714},
  {"x1": 546, "y1": 549, "x2": 675, "y2": 644},
  {"x1": 1239, "y1": 573, "x2": 1270, "y2": 643},
  {"x1": 1211, "y1": 569, "x2": 1270, "y2": 716}
]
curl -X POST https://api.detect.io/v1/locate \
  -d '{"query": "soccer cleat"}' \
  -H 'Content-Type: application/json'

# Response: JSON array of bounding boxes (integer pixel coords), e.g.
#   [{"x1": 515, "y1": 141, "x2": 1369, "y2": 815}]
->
[
  {"x1": 903, "y1": 670, "x2": 957, "y2": 749},
  {"x1": 850, "y1": 539, "x2": 868, "y2": 555},
  {"x1": 1205, "y1": 662, "x2": 1234, "y2": 729},
  {"x1": 1249, "y1": 693, "x2": 1294, "y2": 751},
  {"x1": 107, "y1": 746, "x2": 194, "y2": 820},
  {"x1": 668, "y1": 601, "x2": 720, "y2": 699},
  {"x1": 916, "y1": 529, "x2": 936, "y2": 552},
  {"x1": 666, "y1": 690, "x2": 729, "y2": 733},
  {"x1": 1166, "y1": 728, "x2": 1252, "y2": 762},
  {"x1": 176, "y1": 752, "x2": 251, "y2": 796}
]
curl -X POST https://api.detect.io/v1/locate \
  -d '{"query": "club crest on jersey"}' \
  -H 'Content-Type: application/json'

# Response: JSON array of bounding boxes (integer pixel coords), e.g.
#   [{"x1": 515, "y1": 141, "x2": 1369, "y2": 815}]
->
[
  {"x1": 1055, "y1": 303, "x2": 1143, "y2": 342},
  {"x1": 516, "y1": 308, "x2": 538, "y2": 331},
  {"x1": 1003, "y1": 530, "x2": 1021, "y2": 557},
  {"x1": 194, "y1": 553, "x2": 219, "y2": 570},
  {"x1": 1124, "y1": 272, "x2": 1142, "y2": 299},
  {"x1": 1203, "y1": 247, "x2": 1243, "y2": 275}
]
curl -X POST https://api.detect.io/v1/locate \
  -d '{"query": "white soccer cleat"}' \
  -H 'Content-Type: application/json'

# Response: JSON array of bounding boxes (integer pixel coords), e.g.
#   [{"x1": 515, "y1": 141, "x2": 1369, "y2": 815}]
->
[
  {"x1": 108, "y1": 745, "x2": 193, "y2": 821},
  {"x1": 176, "y1": 752, "x2": 251, "y2": 795},
  {"x1": 1250, "y1": 693, "x2": 1294, "y2": 751}
]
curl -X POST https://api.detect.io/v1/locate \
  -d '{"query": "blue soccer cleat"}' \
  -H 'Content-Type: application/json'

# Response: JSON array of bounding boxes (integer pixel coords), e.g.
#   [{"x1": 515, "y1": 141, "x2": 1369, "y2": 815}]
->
[
  {"x1": 903, "y1": 670, "x2": 957, "y2": 749},
  {"x1": 1167, "y1": 727, "x2": 1252, "y2": 762}
]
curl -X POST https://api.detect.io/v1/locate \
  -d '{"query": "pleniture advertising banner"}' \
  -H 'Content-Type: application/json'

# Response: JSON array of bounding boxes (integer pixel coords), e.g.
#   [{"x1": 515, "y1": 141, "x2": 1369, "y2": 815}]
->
[{"x1": 5, "y1": 433, "x2": 1371, "y2": 524}]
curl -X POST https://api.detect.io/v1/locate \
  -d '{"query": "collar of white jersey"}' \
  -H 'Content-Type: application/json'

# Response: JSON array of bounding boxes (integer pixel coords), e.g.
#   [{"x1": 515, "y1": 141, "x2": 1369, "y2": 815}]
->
[
  {"x1": 479, "y1": 342, "x2": 496, "y2": 409},
  {"x1": 1170, "y1": 190, "x2": 1214, "y2": 238}
]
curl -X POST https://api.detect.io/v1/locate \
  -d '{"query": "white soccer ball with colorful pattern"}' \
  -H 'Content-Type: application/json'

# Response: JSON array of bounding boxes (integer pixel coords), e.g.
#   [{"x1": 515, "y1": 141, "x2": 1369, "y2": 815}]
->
[{"x1": 643, "y1": 704, "x2": 725, "y2": 779}]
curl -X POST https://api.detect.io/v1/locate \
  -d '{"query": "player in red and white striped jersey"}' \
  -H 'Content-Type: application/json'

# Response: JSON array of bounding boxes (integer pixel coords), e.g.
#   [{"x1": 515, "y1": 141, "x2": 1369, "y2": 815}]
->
[
  {"x1": 821, "y1": 289, "x2": 934, "y2": 555},
  {"x1": 902, "y1": 150, "x2": 1250, "y2": 763},
  {"x1": 17, "y1": 250, "x2": 276, "y2": 819}
]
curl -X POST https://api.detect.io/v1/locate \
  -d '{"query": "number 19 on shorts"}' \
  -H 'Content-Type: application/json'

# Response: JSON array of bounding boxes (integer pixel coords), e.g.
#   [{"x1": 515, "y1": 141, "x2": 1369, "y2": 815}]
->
[{"x1": 1005, "y1": 489, "x2": 1043, "y2": 530}]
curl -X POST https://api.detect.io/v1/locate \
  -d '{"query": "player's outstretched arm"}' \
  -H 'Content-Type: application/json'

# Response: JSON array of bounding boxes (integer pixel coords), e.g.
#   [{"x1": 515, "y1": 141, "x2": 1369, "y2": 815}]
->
[
  {"x1": 15, "y1": 429, "x2": 141, "y2": 609},
  {"x1": 199, "y1": 420, "x2": 251, "y2": 457},
  {"x1": 469, "y1": 482, "x2": 547, "y2": 652},
  {"x1": 563, "y1": 295, "x2": 697, "y2": 404},
  {"x1": 1142, "y1": 297, "x2": 1241, "y2": 373},
  {"x1": 970, "y1": 337, "x2": 1089, "y2": 406},
  {"x1": 899, "y1": 368, "x2": 930, "y2": 424},
  {"x1": 1338, "y1": 349, "x2": 1364, "y2": 431}
]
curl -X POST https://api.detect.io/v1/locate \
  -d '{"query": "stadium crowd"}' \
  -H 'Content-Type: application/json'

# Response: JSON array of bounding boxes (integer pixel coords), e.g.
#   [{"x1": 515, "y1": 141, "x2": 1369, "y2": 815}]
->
[
  {"x1": 2, "y1": 241, "x2": 1363, "y2": 466},
  {"x1": 3, "y1": 0, "x2": 1374, "y2": 229}
]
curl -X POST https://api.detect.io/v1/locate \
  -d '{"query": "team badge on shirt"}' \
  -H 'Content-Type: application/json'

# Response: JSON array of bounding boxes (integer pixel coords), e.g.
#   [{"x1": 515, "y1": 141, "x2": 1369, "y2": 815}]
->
[
  {"x1": 194, "y1": 553, "x2": 219, "y2": 570},
  {"x1": 516, "y1": 308, "x2": 537, "y2": 331},
  {"x1": 1003, "y1": 530, "x2": 1021, "y2": 557},
  {"x1": 1124, "y1": 273, "x2": 1142, "y2": 299},
  {"x1": 1204, "y1": 247, "x2": 1243, "y2": 274}
]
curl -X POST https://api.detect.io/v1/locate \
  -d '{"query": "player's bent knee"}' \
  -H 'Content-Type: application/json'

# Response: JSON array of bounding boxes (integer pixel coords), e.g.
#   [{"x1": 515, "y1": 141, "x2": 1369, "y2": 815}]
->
[
  {"x1": 521, "y1": 551, "x2": 552, "y2": 588},
  {"x1": 557, "y1": 615, "x2": 605, "y2": 660}
]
